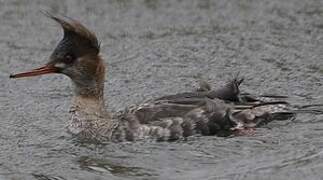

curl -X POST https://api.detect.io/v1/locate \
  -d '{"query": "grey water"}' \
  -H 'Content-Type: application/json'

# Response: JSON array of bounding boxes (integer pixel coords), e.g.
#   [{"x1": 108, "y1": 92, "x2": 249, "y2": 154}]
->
[{"x1": 1, "y1": 0, "x2": 323, "y2": 179}]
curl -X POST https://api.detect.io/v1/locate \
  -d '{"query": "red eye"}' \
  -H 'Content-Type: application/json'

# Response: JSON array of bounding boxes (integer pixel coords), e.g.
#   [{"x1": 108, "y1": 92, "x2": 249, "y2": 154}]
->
[{"x1": 65, "y1": 55, "x2": 74, "y2": 64}]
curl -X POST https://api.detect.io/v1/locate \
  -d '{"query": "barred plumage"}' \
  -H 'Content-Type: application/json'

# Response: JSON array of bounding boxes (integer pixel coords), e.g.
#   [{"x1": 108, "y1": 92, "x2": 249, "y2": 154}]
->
[
  {"x1": 10, "y1": 13, "x2": 299, "y2": 143},
  {"x1": 65, "y1": 76, "x2": 295, "y2": 142}
]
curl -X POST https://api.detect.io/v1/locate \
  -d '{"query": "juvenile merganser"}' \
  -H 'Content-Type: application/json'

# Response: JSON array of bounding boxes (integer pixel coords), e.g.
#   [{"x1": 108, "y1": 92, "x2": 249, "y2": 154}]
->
[{"x1": 10, "y1": 13, "x2": 295, "y2": 142}]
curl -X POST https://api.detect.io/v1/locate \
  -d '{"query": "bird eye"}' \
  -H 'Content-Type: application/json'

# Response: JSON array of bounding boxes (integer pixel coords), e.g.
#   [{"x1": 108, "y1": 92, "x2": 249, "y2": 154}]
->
[{"x1": 64, "y1": 54, "x2": 74, "y2": 64}]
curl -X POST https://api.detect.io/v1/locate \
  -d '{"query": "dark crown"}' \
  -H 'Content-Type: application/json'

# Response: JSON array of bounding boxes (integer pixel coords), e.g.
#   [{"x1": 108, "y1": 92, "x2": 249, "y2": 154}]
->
[{"x1": 44, "y1": 12, "x2": 100, "y2": 57}]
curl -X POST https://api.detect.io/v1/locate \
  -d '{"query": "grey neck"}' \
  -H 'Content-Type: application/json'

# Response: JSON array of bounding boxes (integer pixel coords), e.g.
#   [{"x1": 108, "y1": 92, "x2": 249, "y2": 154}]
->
[
  {"x1": 71, "y1": 78, "x2": 107, "y2": 117},
  {"x1": 68, "y1": 77, "x2": 114, "y2": 137},
  {"x1": 72, "y1": 79, "x2": 105, "y2": 107},
  {"x1": 68, "y1": 80, "x2": 114, "y2": 140}
]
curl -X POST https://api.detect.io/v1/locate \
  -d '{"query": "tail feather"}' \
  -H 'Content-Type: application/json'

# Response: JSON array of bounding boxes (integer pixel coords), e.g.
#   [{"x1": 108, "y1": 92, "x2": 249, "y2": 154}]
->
[
  {"x1": 119, "y1": 76, "x2": 323, "y2": 141},
  {"x1": 290, "y1": 107, "x2": 323, "y2": 114},
  {"x1": 230, "y1": 101, "x2": 323, "y2": 128}
]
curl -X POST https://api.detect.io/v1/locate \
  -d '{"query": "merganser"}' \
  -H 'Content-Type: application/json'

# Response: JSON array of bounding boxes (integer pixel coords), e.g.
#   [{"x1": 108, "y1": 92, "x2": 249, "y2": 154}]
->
[{"x1": 10, "y1": 13, "x2": 295, "y2": 142}]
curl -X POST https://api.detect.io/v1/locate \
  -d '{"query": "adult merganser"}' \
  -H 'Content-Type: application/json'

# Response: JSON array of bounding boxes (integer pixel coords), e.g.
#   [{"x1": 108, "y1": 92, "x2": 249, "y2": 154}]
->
[{"x1": 10, "y1": 13, "x2": 294, "y2": 142}]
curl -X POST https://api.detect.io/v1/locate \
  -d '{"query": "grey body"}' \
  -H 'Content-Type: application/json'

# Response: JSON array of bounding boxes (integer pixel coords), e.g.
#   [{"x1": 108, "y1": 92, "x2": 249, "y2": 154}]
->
[
  {"x1": 67, "y1": 78, "x2": 293, "y2": 142},
  {"x1": 10, "y1": 13, "x2": 294, "y2": 142}
]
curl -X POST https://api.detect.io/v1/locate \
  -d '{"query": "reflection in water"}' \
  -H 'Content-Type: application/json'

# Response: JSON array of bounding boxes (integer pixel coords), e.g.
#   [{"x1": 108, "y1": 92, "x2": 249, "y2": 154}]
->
[
  {"x1": 77, "y1": 156, "x2": 156, "y2": 178},
  {"x1": 32, "y1": 173, "x2": 67, "y2": 180},
  {"x1": 2, "y1": 0, "x2": 323, "y2": 179}
]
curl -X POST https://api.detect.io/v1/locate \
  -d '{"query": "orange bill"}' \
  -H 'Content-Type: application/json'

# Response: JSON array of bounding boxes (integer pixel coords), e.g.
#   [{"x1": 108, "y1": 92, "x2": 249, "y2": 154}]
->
[{"x1": 10, "y1": 64, "x2": 58, "y2": 78}]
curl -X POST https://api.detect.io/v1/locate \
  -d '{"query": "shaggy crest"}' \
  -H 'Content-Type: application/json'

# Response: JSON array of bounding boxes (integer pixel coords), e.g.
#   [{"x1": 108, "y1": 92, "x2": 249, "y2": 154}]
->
[{"x1": 43, "y1": 11, "x2": 100, "y2": 56}]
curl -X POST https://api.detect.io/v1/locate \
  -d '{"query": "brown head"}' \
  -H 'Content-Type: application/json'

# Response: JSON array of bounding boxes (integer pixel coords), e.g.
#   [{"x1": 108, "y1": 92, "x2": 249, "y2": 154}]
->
[{"x1": 10, "y1": 13, "x2": 105, "y2": 98}]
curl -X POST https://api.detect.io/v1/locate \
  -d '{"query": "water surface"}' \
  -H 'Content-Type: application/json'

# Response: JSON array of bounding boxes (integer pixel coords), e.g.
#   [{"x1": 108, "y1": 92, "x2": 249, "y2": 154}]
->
[{"x1": 1, "y1": 0, "x2": 323, "y2": 179}]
